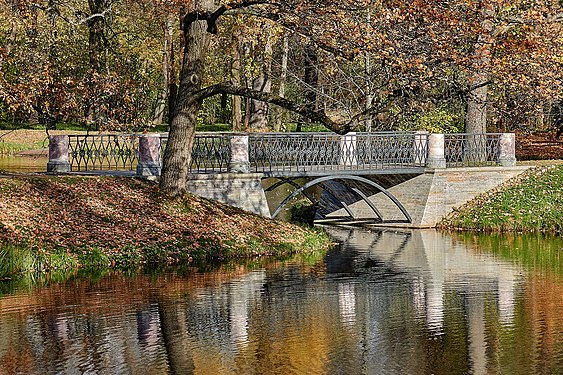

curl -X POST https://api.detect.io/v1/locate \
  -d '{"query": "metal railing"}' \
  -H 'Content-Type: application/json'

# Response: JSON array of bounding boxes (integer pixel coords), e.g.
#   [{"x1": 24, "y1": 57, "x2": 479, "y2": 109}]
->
[
  {"x1": 444, "y1": 133, "x2": 502, "y2": 167},
  {"x1": 188, "y1": 134, "x2": 230, "y2": 173},
  {"x1": 249, "y1": 132, "x2": 428, "y2": 173},
  {"x1": 68, "y1": 134, "x2": 140, "y2": 171},
  {"x1": 66, "y1": 131, "x2": 508, "y2": 174}
]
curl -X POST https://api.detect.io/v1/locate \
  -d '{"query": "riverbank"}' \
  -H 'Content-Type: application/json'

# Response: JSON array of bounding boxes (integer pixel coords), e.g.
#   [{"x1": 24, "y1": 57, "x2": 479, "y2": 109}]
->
[
  {"x1": 439, "y1": 164, "x2": 563, "y2": 233},
  {"x1": 0, "y1": 175, "x2": 331, "y2": 276}
]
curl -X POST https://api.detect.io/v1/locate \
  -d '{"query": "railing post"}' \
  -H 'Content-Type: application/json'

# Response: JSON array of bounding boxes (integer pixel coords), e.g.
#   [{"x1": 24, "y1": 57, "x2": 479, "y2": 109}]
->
[
  {"x1": 136, "y1": 134, "x2": 161, "y2": 177},
  {"x1": 426, "y1": 133, "x2": 446, "y2": 168},
  {"x1": 47, "y1": 135, "x2": 71, "y2": 173},
  {"x1": 339, "y1": 132, "x2": 357, "y2": 166},
  {"x1": 228, "y1": 134, "x2": 250, "y2": 173},
  {"x1": 498, "y1": 133, "x2": 516, "y2": 167}
]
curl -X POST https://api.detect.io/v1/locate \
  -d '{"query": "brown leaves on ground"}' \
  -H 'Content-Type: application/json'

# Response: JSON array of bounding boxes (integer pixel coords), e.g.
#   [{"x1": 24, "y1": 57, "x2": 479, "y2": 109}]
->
[
  {"x1": 0, "y1": 176, "x2": 321, "y2": 259},
  {"x1": 516, "y1": 131, "x2": 563, "y2": 161}
]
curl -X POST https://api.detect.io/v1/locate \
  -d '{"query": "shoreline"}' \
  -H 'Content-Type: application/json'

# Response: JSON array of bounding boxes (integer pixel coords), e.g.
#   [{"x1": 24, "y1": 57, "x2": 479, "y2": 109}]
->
[
  {"x1": 0, "y1": 175, "x2": 331, "y2": 277},
  {"x1": 438, "y1": 164, "x2": 563, "y2": 233}
]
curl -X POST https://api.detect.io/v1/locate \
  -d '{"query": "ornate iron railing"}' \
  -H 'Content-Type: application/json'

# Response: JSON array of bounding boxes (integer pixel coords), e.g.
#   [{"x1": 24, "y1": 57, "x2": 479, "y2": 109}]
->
[
  {"x1": 68, "y1": 134, "x2": 140, "y2": 171},
  {"x1": 68, "y1": 133, "x2": 231, "y2": 173},
  {"x1": 66, "y1": 131, "x2": 508, "y2": 174},
  {"x1": 249, "y1": 132, "x2": 427, "y2": 173},
  {"x1": 356, "y1": 132, "x2": 428, "y2": 168},
  {"x1": 188, "y1": 134, "x2": 230, "y2": 173},
  {"x1": 444, "y1": 133, "x2": 502, "y2": 167}
]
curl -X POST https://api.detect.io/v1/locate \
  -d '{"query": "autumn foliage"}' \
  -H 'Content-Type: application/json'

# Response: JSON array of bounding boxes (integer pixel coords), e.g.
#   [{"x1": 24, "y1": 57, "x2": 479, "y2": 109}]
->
[{"x1": 1, "y1": 0, "x2": 561, "y2": 132}]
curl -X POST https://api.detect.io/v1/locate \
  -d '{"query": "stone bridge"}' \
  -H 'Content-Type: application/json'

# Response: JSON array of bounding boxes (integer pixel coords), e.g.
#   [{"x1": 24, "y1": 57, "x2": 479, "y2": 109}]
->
[{"x1": 47, "y1": 132, "x2": 526, "y2": 228}]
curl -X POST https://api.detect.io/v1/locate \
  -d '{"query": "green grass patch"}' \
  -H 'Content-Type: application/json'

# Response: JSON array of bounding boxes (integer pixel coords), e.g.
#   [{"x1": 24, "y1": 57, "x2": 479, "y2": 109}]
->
[{"x1": 440, "y1": 165, "x2": 563, "y2": 233}]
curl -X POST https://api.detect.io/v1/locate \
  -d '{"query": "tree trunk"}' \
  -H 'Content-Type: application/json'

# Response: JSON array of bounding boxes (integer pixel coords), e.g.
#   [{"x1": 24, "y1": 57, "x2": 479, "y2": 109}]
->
[
  {"x1": 248, "y1": 76, "x2": 271, "y2": 130},
  {"x1": 464, "y1": 4, "x2": 494, "y2": 134},
  {"x1": 152, "y1": 15, "x2": 175, "y2": 125},
  {"x1": 273, "y1": 34, "x2": 289, "y2": 132},
  {"x1": 87, "y1": 0, "x2": 108, "y2": 74},
  {"x1": 465, "y1": 80, "x2": 488, "y2": 134},
  {"x1": 297, "y1": 41, "x2": 319, "y2": 131},
  {"x1": 230, "y1": 38, "x2": 243, "y2": 130},
  {"x1": 160, "y1": 4, "x2": 213, "y2": 196},
  {"x1": 248, "y1": 34, "x2": 273, "y2": 130}
]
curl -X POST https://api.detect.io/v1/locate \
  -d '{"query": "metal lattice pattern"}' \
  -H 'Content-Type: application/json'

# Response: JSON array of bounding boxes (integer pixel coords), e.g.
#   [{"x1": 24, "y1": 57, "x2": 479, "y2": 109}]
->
[
  {"x1": 66, "y1": 132, "x2": 506, "y2": 174},
  {"x1": 445, "y1": 133, "x2": 501, "y2": 167},
  {"x1": 250, "y1": 132, "x2": 428, "y2": 173},
  {"x1": 250, "y1": 133, "x2": 340, "y2": 172},
  {"x1": 188, "y1": 135, "x2": 231, "y2": 173},
  {"x1": 68, "y1": 134, "x2": 140, "y2": 171},
  {"x1": 356, "y1": 132, "x2": 428, "y2": 168}
]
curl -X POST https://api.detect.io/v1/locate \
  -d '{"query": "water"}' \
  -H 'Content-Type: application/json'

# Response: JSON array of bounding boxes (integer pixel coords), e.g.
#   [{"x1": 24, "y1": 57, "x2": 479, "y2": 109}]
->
[
  {"x1": 0, "y1": 228, "x2": 561, "y2": 374},
  {"x1": 0, "y1": 156, "x2": 48, "y2": 173}
]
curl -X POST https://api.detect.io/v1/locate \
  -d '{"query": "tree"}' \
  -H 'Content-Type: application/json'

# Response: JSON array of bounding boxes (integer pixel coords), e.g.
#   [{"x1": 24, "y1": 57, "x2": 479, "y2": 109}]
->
[
  {"x1": 158, "y1": 0, "x2": 563, "y2": 195},
  {"x1": 160, "y1": 0, "x2": 375, "y2": 195}
]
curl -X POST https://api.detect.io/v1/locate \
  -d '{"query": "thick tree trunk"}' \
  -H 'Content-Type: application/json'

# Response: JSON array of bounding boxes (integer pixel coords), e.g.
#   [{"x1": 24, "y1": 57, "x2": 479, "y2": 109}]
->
[
  {"x1": 87, "y1": 0, "x2": 108, "y2": 74},
  {"x1": 248, "y1": 76, "x2": 271, "y2": 129},
  {"x1": 465, "y1": 80, "x2": 488, "y2": 134},
  {"x1": 160, "y1": 4, "x2": 213, "y2": 196},
  {"x1": 297, "y1": 41, "x2": 319, "y2": 131},
  {"x1": 248, "y1": 35, "x2": 273, "y2": 130},
  {"x1": 464, "y1": 4, "x2": 494, "y2": 134}
]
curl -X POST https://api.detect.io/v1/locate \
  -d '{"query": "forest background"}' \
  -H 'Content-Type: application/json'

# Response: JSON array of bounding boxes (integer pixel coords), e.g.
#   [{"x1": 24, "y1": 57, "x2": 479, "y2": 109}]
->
[{"x1": 1, "y1": 0, "x2": 562, "y2": 143}]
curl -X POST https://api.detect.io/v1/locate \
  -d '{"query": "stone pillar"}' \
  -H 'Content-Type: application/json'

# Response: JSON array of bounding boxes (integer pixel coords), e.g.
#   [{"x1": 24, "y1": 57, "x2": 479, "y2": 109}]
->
[
  {"x1": 136, "y1": 134, "x2": 162, "y2": 178},
  {"x1": 47, "y1": 135, "x2": 71, "y2": 173},
  {"x1": 339, "y1": 132, "x2": 357, "y2": 166},
  {"x1": 498, "y1": 133, "x2": 516, "y2": 167},
  {"x1": 228, "y1": 135, "x2": 250, "y2": 173},
  {"x1": 426, "y1": 133, "x2": 446, "y2": 168}
]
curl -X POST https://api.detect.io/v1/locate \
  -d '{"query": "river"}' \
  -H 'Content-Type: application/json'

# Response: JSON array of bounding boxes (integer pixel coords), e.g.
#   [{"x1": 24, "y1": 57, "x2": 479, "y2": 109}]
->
[{"x1": 0, "y1": 228, "x2": 561, "y2": 374}]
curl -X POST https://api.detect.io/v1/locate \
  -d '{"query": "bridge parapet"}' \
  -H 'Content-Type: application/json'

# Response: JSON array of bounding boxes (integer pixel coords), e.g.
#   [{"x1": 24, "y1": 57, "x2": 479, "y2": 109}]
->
[{"x1": 50, "y1": 131, "x2": 516, "y2": 176}]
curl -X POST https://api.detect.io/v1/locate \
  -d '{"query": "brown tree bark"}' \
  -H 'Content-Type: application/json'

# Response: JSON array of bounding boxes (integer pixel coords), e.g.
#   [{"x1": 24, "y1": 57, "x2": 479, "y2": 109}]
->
[
  {"x1": 464, "y1": 4, "x2": 494, "y2": 134},
  {"x1": 230, "y1": 35, "x2": 243, "y2": 131},
  {"x1": 152, "y1": 15, "x2": 175, "y2": 125},
  {"x1": 297, "y1": 41, "x2": 318, "y2": 131},
  {"x1": 248, "y1": 32, "x2": 273, "y2": 130},
  {"x1": 273, "y1": 34, "x2": 289, "y2": 131},
  {"x1": 87, "y1": 0, "x2": 108, "y2": 74},
  {"x1": 160, "y1": 2, "x2": 214, "y2": 196}
]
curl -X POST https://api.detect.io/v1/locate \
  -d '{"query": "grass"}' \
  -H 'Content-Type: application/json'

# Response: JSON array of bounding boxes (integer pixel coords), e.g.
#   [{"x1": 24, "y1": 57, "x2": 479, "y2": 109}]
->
[{"x1": 439, "y1": 165, "x2": 563, "y2": 233}]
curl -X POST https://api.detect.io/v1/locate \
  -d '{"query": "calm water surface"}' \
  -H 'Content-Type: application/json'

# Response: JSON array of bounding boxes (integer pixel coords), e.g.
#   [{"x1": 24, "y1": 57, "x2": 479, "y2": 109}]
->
[
  {"x1": 0, "y1": 156, "x2": 48, "y2": 173},
  {"x1": 0, "y1": 228, "x2": 561, "y2": 374}
]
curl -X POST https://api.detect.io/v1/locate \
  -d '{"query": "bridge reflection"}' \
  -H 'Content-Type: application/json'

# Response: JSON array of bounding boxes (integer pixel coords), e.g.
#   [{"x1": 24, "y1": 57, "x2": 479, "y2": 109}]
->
[{"x1": 1, "y1": 230, "x2": 560, "y2": 374}]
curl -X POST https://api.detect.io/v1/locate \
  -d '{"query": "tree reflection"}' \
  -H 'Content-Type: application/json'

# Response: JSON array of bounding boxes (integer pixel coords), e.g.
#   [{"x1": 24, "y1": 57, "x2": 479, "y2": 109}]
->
[{"x1": 0, "y1": 230, "x2": 561, "y2": 374}]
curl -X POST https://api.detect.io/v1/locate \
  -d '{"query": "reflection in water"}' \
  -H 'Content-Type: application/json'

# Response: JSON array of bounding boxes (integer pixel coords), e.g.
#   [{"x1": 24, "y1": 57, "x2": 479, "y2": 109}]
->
[
  {"x1": 0, "y1": 229, "x2": 561, "y2": 374},
  {"x1": 0, "y1": 156, "x2": 48, "y2": 172}
]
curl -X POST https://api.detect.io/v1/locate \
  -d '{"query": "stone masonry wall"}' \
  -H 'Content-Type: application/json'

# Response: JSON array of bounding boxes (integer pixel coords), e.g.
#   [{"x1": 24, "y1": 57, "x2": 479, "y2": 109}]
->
[{"x1": 327, "y1": 167, "x2": 530, "y2": 228}]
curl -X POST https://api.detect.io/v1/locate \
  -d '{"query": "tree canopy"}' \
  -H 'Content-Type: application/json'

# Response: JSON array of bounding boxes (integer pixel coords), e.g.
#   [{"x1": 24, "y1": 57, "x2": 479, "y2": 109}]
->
[{"x1": 1, "y1": 0, "x2": 562, "y2": 193}]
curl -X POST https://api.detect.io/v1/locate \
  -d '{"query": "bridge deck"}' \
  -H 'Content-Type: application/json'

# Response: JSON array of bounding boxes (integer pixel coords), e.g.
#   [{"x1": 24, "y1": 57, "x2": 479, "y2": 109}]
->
[{"x1": 261, "y1": 166, "x2": 425, "y2": 178}]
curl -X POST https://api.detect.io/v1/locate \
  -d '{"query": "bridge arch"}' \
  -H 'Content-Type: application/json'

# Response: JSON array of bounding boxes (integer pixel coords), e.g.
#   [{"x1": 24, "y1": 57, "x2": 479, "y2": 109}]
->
[
  {"x1": 269, "y1": 175, "x2": 412, "y2": 223},
  {"x1": 265, "y1": 178, "x2": 357, "y2": 220}
]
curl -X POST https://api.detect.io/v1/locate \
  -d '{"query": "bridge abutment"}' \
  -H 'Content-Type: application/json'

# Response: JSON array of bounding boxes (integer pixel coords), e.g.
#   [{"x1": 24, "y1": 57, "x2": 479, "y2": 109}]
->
[
  {"x1": 185, "y1": 173, "x2": 271, "y2": 218},
  {"x1": 326, "y1": 166, "x2": 529, "y2": 228}
]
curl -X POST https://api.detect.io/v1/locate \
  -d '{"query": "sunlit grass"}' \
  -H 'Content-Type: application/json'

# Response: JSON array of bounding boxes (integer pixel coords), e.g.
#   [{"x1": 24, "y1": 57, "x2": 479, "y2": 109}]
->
[{"x1": 440, "y1": 165, "x2": 563, "y2": 233}]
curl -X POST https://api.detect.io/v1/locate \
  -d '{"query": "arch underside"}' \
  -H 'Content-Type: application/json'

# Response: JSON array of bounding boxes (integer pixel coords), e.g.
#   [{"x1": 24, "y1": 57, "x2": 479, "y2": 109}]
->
[{"x1": 265, "y1": 175, "x2": 412, "y2": 224}]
